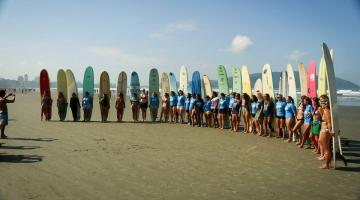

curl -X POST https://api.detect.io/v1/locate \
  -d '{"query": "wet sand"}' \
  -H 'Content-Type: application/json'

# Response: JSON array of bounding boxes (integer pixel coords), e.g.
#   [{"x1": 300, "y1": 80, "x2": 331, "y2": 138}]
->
[{"x1": 0, "y1": 93, "x2": 359, "y2": 200}]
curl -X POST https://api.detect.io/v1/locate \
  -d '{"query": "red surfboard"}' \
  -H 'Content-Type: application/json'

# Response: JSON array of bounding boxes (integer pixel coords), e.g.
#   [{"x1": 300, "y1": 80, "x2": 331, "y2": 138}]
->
[
  {"x1": 40, "y1": 69, "x2": 52, "y2": 120},
  {"x1": 307, "y1": 60, "x2": 317, "y2": 98}
]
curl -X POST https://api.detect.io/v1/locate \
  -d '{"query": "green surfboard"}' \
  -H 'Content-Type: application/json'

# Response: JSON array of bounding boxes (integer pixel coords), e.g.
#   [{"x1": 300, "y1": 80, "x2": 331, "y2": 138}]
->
[
  {"x1": 149, "y1": 68, "x2": 159, "y2": 97},
  {"x1": 217, "y1": 65, "x2": 229, "y2": 95},
  {"x1": 232, "y1": 67, "x2": 242, "y2": 94},
  {"x1": 83, "y1": 66, "x2": 94, "y2": 97}
]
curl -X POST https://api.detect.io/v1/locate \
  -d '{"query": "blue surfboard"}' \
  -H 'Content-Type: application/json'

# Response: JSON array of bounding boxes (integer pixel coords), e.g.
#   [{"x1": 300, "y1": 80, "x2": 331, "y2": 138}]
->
[
  {"x1": 130, "y1": 71, "x2": 140, "y2": 99},
  {"x1": 191, "y1": 71, "x2": 201, "y2": 96},
  {"x1": 169, "y1": 72, "x2": 178, "y2": 93}
]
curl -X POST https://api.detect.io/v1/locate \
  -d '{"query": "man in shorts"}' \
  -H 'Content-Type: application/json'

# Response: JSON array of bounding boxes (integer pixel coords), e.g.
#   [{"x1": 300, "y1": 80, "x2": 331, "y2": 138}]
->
[{"x1": 0, "y1": 89, "x2": 16, "y2": 139}]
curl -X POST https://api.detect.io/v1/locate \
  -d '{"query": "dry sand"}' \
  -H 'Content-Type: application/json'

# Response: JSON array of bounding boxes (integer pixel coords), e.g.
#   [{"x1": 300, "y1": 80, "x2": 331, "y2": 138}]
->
[{"x1": 0, "y1": 93, "x2": 359, "y2": 200}]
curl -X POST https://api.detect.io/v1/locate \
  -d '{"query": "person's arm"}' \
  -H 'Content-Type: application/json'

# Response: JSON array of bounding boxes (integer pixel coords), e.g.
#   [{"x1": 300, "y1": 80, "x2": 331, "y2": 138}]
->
[{"x1": 5, "y1": 94, "x2": 16, "y2": 103}]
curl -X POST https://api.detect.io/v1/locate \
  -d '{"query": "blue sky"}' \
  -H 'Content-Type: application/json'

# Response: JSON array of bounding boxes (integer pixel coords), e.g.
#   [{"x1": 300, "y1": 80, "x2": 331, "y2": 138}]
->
[{"x1": 0, "y1": 0, "x2": 359, "y2": 85}]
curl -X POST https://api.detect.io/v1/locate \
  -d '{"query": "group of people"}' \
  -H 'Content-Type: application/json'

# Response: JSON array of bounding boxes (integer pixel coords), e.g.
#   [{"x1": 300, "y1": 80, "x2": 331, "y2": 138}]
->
[{"x1": 38, "y1": 88, "x2": 336, "y2": 169}]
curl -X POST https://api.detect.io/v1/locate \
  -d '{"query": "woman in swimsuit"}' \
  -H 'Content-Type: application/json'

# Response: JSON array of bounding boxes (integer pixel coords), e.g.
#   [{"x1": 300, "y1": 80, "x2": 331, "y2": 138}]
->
[
  {"x1": 230, "y1": 93, "x2": 241, "y2": 132},
  {"x1": 159, "y1": 93, "x2": 170, "y2": 123},
  {"x1": 185, "y1": 93, "x2": 191, "y2": 124},
  {"x1": 177, "y1": 90, "x2": 186, "y2": 124},
  {"x1": 309, "y1": 97, "x2": 323, "y2": 154},
  {"x1": 203, "y1": 96, "x2": 212, "y2": 127},
  {"x1": 194, "y1": 94, "x2": 204, "y2": 127},
  {"x1": 139, "y1": 89, "x2": 148, "y2": 122},
  {"x1": 189, "y1": 93, "x2": 197, "y2": 127},
  {"x1": 241, "y1": 93, "x2": 251, "y2": 133},
  {"x1": 275, "y1": 94, "x2": 286, "y2": 139},
  {"x1": 41, "y1": 90, "x2": 52, "y2": 121},
  {"x1": 263, "y1": 93, "x2": 274, "y2": 137},
  {"x1": 115, "y1": 93, "x2": 125, "y2": 122},
  {"x1": 299, "y1": 96, "x2": 312, "y2": 148},
  {"x1": 218, "y1": 93, "x2": 227, "y2": 130},
  {"x1": 255, "y1": 92, "x2": 264, "y2": 136},
  {"x1": 211, "y1": 92, "x2": 219, "y2": 128},
  {"x1": 318, "y1": 95, "x2": 333, "y2": 169},
  {"x1": 130, "y1": 93, "x2": 140, "y2": 122},
  {"x1": 57, "y1": 92, "x2": 67, "y2": 121},
  {"x1": 250, "y1": 95, "x2": 258, "y2": 134},
  {"x1": 169, "y1": 91, "x2": 178, "y2": 123},
  {"x1": 293, "y1": 95, "x2": 306, "y2": 145}
]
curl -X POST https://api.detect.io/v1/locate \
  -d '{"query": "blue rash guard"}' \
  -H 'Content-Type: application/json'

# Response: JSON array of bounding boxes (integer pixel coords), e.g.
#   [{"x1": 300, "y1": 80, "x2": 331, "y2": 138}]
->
[
  {"x1": 177, "y1": 95, "x2": 185, "y2": 107},
  {"x1": 185, "y1": 98, "x2": 190, "y2": 111},
  {"x1": 275, "y1": 101, "x2": 286, "y2": 117},
  {"x1": 304, "y1": 104, "x2": 313, "y2": 124},
  {"x1": 251, "y1": 102, "x2": 258, "y2": 115},
  {"x1": 150, "y1": 96, "x2": 159, "y2": 108},
  {"x1": 219, "y1": 98, "x2": 228, "y2": 110},
  {"x1": 228, "y1": 96, "x2": 235, "y2": 109},
  {"x1": 169, "y1": 95, "x2": 177, "y2": 107},
  {"x1": 264, "y1": 102, "x2": 274, "y2": 118},
  {"x1": 189, "y1": 97, "x2": 196, "y2": 110},
  {"x1": 204, "y1": 100, "x2": 211, "y2": 112},
  {"x1": 285, "y1": 102, "x2": 296, "y2": 119}
]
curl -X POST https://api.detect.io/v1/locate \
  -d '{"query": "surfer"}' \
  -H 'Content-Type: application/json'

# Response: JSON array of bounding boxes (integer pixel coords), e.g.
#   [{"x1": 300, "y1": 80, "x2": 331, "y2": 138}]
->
[
  {"x1": 0, "y1": 90, "x2": 15, "y2": 139},
  {"x1": 70, "y1": 93, "x2": 81, "y2": 122},
  {"x1": 293, "y1": 96, "x2": 306, "y2": 145},
  {"x1": 99, "y1": 93, "x2": 110, "y2": 122},
  {"x1": 309, "y1": 97, "x2": 323, "y2": 154},
  {"x1": 203, "y1": 95, "x2": 212, "y2": 127},
  {"x1": 250, "y1": 95, "x2": 258, "y2": 134},
  {"x1": 211, "y1": 92, "x2": 219, "y2": 128},
  {"x1": 169, "y1": 91, "x2": 178, "y2": 123},
  {"x1": 115, "y1": 93, "x2": 125, "y2": 122},
  {"x1": 230, "y1": 93, "x2": 241, "y2": 132},
  {"x1": 57, "y1": 92, "x2": 67, "y2": 121},
  {"x1": 130, "y1": 93, "x2": 140, "y2": 122},
  {"x1": 263, "y1": 94, "x2": 274, "y2": 137},
  {"x1": 189, "y1": 93, "x2": 196, "y2": 127},
  {"x1": 318, "y1": 95, "x2": 333, "y2": 169},
  {"x1": 159, "y1": 93, "x2": 170, "y2": 123},
  {"x1": 41, "y1": 90, "x2": 52, "y2": 121},
  {"x1": 149, "y1": 92, "x2": 159, "y2": 122},
  {"x1": 194, "y1": 94, "x2": 204, "y2": 127},
  {"x1": 285, "y1": 96, "x2": 296, "y2": 143},
  {"x1": 185, "y1": 93, "x2": 191, "y2": 124},
  {"x1": 140, "y1": 89, "x2": 148, "y2": 122},
  {"x1": 177, "y1": 90, "x2": 186, "y2": 124},
  {"x1": 255, "y1": 92, "x2": 264, "y2": 136},
  {"x1": 241, "y1": 93, "x2": 251, "y2": 133},
  {"x1": 82, "y1": 92, "x2": 93, "y2": 122},
  {"x1": 299, "y1": 97, "x2": 312, "y2": 148},
  {"x1": 275, "y1": 94, "x2": 286, "y2": 139},
  {"x1": 218, "y1": 93, "x2": 228, "y2": 130}
]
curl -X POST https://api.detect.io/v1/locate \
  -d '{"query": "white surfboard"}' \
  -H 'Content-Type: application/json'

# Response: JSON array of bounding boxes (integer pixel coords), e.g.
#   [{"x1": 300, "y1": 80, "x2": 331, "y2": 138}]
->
[
  {"x1": 287, "y1": 64, "x2": 297, "y2": 106},
  {"x1": 179, "y1": 66, "x2": 188, "y2": 94},
  {"x1": 262, "y1": 64, "x2": 274, "y2": 98},
  {"x1": 322, "y1": 43, "x2": 339, "y2": 168},
  {"x1": 254, "y1": 78, "x2": 263, "y2": 94}
]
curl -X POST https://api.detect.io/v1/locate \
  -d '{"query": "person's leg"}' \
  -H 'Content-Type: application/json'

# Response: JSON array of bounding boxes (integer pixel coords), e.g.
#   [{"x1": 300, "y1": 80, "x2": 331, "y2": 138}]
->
[
  {"x1": 320, "y1": 133, "x2": 332, "y2": 169},
  {"x1": 275, "y1": 118, "x2": 280, "y2": 137},
  {"x1": 318, "y1": 132, "x2": 325, "y2": 160},
  {"x1": 300, "y1": 123, "x2": 310, "y2": 148},
  {"x1": 0, "y1": 123, "x2": 7, "y2": 138}
]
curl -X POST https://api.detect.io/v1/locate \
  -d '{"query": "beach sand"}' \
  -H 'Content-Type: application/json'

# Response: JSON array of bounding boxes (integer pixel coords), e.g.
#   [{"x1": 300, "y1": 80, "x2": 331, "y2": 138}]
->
[{"x1": 0, "y1": 93, "x2": 359, "y2": 200}]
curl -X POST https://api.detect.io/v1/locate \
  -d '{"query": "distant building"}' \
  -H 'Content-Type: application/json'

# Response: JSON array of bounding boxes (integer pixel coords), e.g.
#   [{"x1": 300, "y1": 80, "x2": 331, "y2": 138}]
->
[
  {"x1": 17, "y1": 76, "x2": 24, "y2": 82},
  {"x1": 24, "y1": 74, "x2": 28, "y2": 82}
]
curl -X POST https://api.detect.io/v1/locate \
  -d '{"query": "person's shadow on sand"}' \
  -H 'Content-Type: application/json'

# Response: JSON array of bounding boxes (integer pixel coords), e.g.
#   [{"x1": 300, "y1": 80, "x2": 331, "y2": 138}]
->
[
  {"x1": 6, "y1": 137, "x2": 58, "y2": 142},
  {"x1": 0, "y1": 145, "x2": 40, "y2": 150},
  {"x1": 0, "y1": 153, "x2": 42, "y2": 163}
]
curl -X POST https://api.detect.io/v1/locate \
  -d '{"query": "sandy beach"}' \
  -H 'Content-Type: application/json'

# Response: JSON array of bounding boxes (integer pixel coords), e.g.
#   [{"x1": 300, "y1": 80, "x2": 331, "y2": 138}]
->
[{"x1": 0, "y1": 93, "x2": 359, "y2": 200}]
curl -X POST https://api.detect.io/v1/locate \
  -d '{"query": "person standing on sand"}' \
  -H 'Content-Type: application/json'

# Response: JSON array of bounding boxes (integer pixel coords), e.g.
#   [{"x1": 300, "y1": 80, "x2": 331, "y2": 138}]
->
[
  {"x1": 309, "y1": 97, "x2": 323, "y2": 155},
  {"x1": 99, "y1": 93, "x2": 110, "y2": 122},
  {"x1": 185, "y1": 93, "x2": 191, "y2": 124},
  {"x1": 299, "y1": 97, "x2": 312, "y2": 148},
  {"x1": 130, "y1": 93, "x2": 140, "y2": 122},
  {"x1": 275, "y1": 94, "x2": 286, "y2": 139},
  {"x1": 115, "y1": 93, "x2": 125, "y2": 122},
  {"x1": 82, "y1": 92, "x2": 92, "y2": 122},
  {"x1": 194, "y1": 94, "x2": 204, "y2": 127},
  {"x1": 218, "y1": 93, "x2": 227, "y2": 130},
  {"x1": 169, "y1": 91, "x2": 178, "y2": 123},
  {"x1": 263, "y1": 93, "x2": 274, "y2": 137},
  {"x1": 230, "y1": 93, "x2": 241, "y2": 132},
  {"x1": 250, "y1": 95, "x2": 258, "y2": 134},
  {"x1": 149, "y1": 92, "x2": 159, "y2": 122},
  {"x1": 177, "y1": 90, "x2": 186, "y2": 124},
  {"x1": 211, "y1": 92, "x2": 219, "y2": 128},
  {"x1": 241, "y1": 93, "x2": 251, "y2": 133},
  {"x1": 41, "y1": 90, "x2": 52, "y2": 121},
  {"x1": 159, "y1": 93, "x2": 170, "y2": 123},
  {"x1": 0, "y1": 90, "x2": 15, "y2": 139},
  {"x1": 189, "y1": 93, "x2": 197, "y2": 127},
  {"x1": 255, "y1": 92, "x2": 264, "y2": 136},
  {"x1": 318, "y1": 95, "x2": 333, "y2": 169},
  {"x1": 57, "y1": 92, "x2": 67, "y2": 121},
  {"x1": 203, "y1": 95, "x2": 212, "y2": 127},
  {"x1": 139, "y1": 89, "x2": 148, "y2": 122},
  {"x1": 293, "y1": 95, "x2": 306, "y2": 145},
  {"x1": 284, "y1": 96, "x2": 296, "y2": 143},
  {"x1": 70, "y1": 93, "x2": 81, "y2": 122}
]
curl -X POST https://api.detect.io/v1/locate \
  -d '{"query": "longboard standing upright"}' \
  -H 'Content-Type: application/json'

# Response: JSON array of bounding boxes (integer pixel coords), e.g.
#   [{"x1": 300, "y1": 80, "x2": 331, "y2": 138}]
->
[
  {"x1": 83, "y1": 66, "x2": 94, "y2": 121},
  {"x1": 57, "y1": 69, "x2": 68, "y2": 121},
  {"x1": 40, "y1": 69, "x2": 52, "y2": 120},
  {"x1": 99, "y1": 71, "x2": 111, "y2": 122}
]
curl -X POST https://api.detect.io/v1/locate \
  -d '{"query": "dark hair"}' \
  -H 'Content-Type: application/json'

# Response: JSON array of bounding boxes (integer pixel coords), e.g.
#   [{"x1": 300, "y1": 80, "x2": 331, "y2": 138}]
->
[
  {"x1": 85, "y1": 91, "x2": 89, "y2": 96},
  {"x1": 119, "y1": 93, "x2": 124, "y2": 98},
  {"x1": 312, "y1": 97, "x2": 320, "y2": 107},
  {"x1": 171, "y1": 91, "x2": 176, "y2": 96},
  {"x1": 178, "y1": 90, "x2": 183, "y2": 95},
  {"x1": 212, "y1": 91, "x2": 218, "y2": 97},
  {"x1": 287, "y1": 96, "x2": 294, "y2": 103},
  {"x1": 251, "y1": 95, "x2": 258, "y2": 103},
  {"x1": 205, "y1": 95, "x2": 210, "y2": 100},
  {"x1": 220, "y1": 93, "x2": 225, "y2": 98},
  {"x1": 186, "y1": 93, "x2": 191, "y2": 98},
  {"x1": 0, "y1": 89, "x2": 5, "y2": 97},
  {"x1": 264, "y1": 93, "x2": 270, "y2": 101}
]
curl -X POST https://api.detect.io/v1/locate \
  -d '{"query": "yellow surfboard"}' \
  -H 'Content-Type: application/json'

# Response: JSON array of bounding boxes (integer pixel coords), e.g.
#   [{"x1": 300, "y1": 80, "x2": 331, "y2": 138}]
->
[{"x1": 241, "y1": 65, "x2": 252, "y2": 96}]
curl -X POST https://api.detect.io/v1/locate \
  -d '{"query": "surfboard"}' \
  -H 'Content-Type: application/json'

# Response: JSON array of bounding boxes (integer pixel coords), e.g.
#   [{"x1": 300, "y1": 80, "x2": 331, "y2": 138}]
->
[
  {"x1": 57, "y1": 69, "x2": 68, "y2": 121},
  {"x1": 83, "y1": 66, "x2": 94, "y2": 97},
  {"x1": 169, "y1": 72, "x2": 178, "y2": 93},
  {"x1": 287, "y1": 64, "x2": 297, "y2": 106},
  {"x1": 149, "y1": 68, "x2": 159, "y2": 98},
  {"x1": 117, "y1": 71, "x2": 127, "y2": 101},
  {"x1": 281, "y1": 70, "x2": 287, "y2": 97},
  {"x1": 40, "y1": 69, "x2": 52, "y2": 120},
  {"x1": 161, "y1": 72, "x2": 170, "y2": 97},
  {"x1": 298, "y1": 63, "x2": 308, "y2": 96},
  {"x1": 191, "y1": 71, "x2": 202, "y2": 96},
  {"x1": 254, "y1": 78, "x2": 263, "y2": 93},
  {"x1": 322, "y1": 43, "x2": 340, "y2": 168},
  {"x1": 330, "y1": 49, "x2": 334, "y2": 62},
  {"x1": 130, "y1": 71, "x2": 141, "y2": 98},
  {"x1": 307, "y1": 61, "x2": 317, "y2": 98},
  {"x1": 262, "y1": 64, "x2": 274, "y2": 99},
  {"x1": 232, "y1": 67, "x2": 242, "y2": 94},
  {"x1": 66, "y1": 69, "x2": 80, "y2": 120},
  {"x1": 203, "y1": 75, "x2": 212, "y2": 97},
  {"x1": 241, "y1": 65, "x2": 252, "y2": 95},
  {"x1": 217, "y1": 65, "x2": 229, "y2": 95},
  {"x1": 99, "y1": 71, "x2": 111, "y2": 121},
  {"x1": 179, "y1": 66, "x2": 188, "y2": 94}
]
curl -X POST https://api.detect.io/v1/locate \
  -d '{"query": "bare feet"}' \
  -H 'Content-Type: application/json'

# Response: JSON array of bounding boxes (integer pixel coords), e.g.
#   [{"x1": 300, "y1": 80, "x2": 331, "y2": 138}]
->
[
  {"x1": 317, "y1": 156, "x2": 325, "y2": 161},
  {"x1": 286, "y1": 139, "x2": 291, "y2": 143},
  {"x1": 319, "y1": 164, "x2": 330, "y2": 169},
  {"x1": 1, "y1": 135, "x2": 8, "y2": 139}
]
